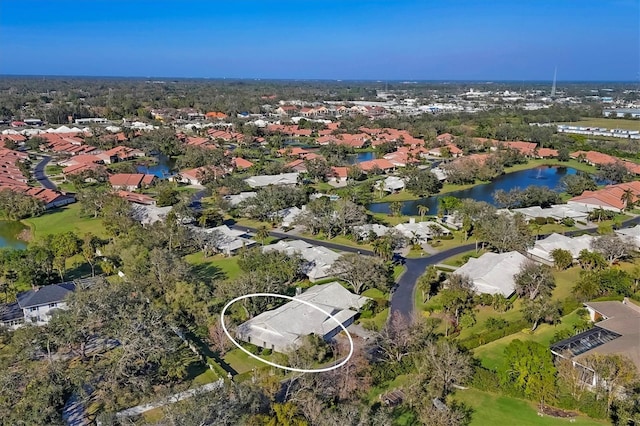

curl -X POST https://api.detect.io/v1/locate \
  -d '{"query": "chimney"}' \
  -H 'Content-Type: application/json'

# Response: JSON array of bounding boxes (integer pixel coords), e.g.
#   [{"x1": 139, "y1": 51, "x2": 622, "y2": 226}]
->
[{"x1": 295, "y1": 287, "x2": 302, "y2": 296}]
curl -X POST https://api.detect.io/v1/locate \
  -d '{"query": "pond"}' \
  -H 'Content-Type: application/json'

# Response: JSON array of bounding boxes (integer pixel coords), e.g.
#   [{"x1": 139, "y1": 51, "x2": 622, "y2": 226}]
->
[
  {"x1": 136, "y1": 154, "x2": 176, "y2": 178},
  {"x1": 0, "y1": 220, "x2": 28, "y2": 250},
  {"x1": 346, "y1": 151, "x2": 376, "y2": 164},
  {"x1": 368, "y1": 166, "x2": 579, "y2": 216}
]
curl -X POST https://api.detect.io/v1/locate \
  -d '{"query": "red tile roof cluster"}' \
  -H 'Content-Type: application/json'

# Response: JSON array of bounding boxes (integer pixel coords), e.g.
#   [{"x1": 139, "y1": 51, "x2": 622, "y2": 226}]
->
[
  {"x1": 1, "y1": 134, "x2": 27, "y2": 143},
  {"x1": 569, "y1": 181, "x2": 640, "y2": 210},
  {"x1": 0, "y1": 148, "x2": 72, "y2": 206},
  {"x1": 207, "y1": 128, "x2": 244, "y2": 141},
  {"x1": 39, "y1": 133, "x2": 97, "y2": 156},
  {"x1": 97, "y1": 145, "x2": 145, "y2": 162},
  {"x1": 571, "y1": 151, "x2": 640, "y2": 175},
  {"x1": 495, "y1": 140, "x2": 538, "y2": 156},
  {"x1": 266, "y1": 124, "x2": 312, "y2": 137}
]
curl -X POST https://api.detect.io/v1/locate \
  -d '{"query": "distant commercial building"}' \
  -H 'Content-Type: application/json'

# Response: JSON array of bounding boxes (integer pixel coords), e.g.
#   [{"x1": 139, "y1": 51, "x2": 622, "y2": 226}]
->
[{"x1": 603, "y1": 108, "x2": 640, "y2": 118}]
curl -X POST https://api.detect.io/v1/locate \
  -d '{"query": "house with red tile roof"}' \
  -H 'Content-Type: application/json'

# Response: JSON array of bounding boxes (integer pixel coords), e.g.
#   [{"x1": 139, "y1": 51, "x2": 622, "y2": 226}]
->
[
  {"x1": 176, "y1": 166, "x2": 228, "y2": 186},
  {"x1": 205, "y1": 112, "x2": 228, "y2": 120},
  {"x1": 536, "y1": 147, "x2": 558, "y2": 158},
  {"x1": 233, "y1": 157, "x2": 254, "y2": 170},
  {"x1": 108, "y1": 174, "x2": 155, "y2": 191},
  {"x1": 495, "y1": 141, "x2": 537, "y2": 157},
  {"x1": 97, "y1": 146, "x2": 145, "y2": 164},
  {"x1": 115, "y1": 190, "x2": 156, "y2": 205},
  {"x1": 275, "y1": 105, "x2": 298, "y2": 116},
  {"x1": 436, "y1": 133, "x2": 455, "y2": 144},
  {"x1": 286, "y1": 159, "x2": 308, "y2": 173},
  {"x1": 568, "y1": 181, "x2": 640, "y2": 212},
  {"x1": 278, "y1": 147, "x2": 311, "y2": 158},
  {"x1": 571, "y1": 151, "x2": 640, "y2": 175},
  {"x1": 358, "y1": 158, "x2": 395, "y2": 173},
  {"x1": 327, "y1": 166, "x2": 349, "y2": 187}
]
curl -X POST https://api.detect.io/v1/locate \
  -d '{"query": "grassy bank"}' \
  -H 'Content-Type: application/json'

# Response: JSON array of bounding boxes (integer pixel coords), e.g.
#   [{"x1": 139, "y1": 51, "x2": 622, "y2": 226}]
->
[
  {"x1": 453, "y1": 388, "x2": 608, "y2": 426},
  {"x1": 22, "y1": 203, "x2": 106, "y2": 240}
]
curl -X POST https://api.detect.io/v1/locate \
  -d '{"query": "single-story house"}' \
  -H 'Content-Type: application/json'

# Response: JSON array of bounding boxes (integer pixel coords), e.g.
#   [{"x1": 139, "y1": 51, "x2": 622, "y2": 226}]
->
[
  {"x1": 378, "y1": 176, "x2": 405, "y2": 193},
  {"x1": 452, "y1": 251, "x2": 530, "y2": 297},
  {"x1": 200, "y1": 225, "x2": 256, "y2": 256},
  {"x1": 263, "y1": 239, "x2": 341, "y2": 282},
  {"x1": 223, "y1": 191, "x2": 257, "y2": 207},
  {"x1": 244, "y1": 172, "x2": 299, "y2": 188},
  {"x1": 508, "y1": 204, "x2": 590, "y2": 224},
  {"x1": 271, "y1": 206, "x2": 305, "y2": 228},
  {"x1": 394, "y1": 219, "x2": 451, "y2": 244},
  {"x1": 353, "y1": 224, "x2": 391, "y2": 240},
  {"x1": 527, "y1": 233, "x2": 595, "y2": 265},
  {"x1": 130, "y1": 204, "x2": 172, "y2": 225},
  {"x1": 108, "y1": 173, "x2": 155, "y2": 191},
  {"x1": 551, "y1": 299, "x2": 640, "y2": 387},
  {"x1": 236, "y1": 282, "x2": 369, "y2": 353},
  {"x1": 615, "y1": 226, "x2": 640, "y2": 248}
]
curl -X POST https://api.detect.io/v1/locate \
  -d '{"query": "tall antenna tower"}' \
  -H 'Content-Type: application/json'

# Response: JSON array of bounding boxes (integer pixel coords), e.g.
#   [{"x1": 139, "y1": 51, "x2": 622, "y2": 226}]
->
[{"x1": 551, "y1": 67, "x2": 557, "y2": 98}]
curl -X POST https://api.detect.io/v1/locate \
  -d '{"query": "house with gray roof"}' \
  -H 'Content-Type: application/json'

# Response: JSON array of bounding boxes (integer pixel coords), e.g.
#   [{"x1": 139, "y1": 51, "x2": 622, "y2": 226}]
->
[
  {"x1": 9, "y1": 282, "x2": 76, "y2": 327},
  {"x1": 236, "y1": 282, "x2": 369, "y2": 353}
]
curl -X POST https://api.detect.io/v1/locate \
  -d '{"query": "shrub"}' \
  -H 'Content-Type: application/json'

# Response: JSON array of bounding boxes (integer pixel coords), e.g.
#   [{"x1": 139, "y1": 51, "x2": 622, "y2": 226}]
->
[
  {"x1": 561, "y1": 217, "x2": 575, "y2": 227},
  {"x1": 534, "y1": 217, "x2": 547, "y2": 225},
  {"x1": 485, "y1": 317, "x2": 508, "y2": 331},
  {"x1": 472, "y1": 366, "x2": 501, "y2": 393},
  {"x1": 561, "y1": 297, "x2": 581, "y2": 315}
]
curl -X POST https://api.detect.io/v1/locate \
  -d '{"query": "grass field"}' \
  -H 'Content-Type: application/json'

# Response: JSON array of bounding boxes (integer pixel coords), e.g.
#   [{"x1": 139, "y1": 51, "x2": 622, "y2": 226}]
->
[
  {"x1": 22, "y1": 203, "x2": 106, "y2": 240},
  {"x1": 503, "y1": 158, "x2": 597, "y2": 175},
  {"x1": 559, "y1": 117, "x2": 640, "y2": 132},
  {"x1": 453, "y1": 388, "x2": 608, "y2": 426},
  {"x1": 184, "y1": 252, "x2": 242, "y2": 281},
  {"x1": 472, "y1": 310, "x2": 584, "y2": 371}
]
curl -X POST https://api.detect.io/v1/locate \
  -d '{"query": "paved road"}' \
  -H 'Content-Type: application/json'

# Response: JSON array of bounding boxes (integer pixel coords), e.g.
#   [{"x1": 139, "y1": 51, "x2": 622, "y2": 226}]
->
[
  {"x1": 390, "y1": 243, "x2": 475, "y2": 319},
  {"x1": 33, "y1": 155, "x2": 57, "y2": 189},
  {"x1": 234, "y1": 215, "x2": 640, "y2": 321}
]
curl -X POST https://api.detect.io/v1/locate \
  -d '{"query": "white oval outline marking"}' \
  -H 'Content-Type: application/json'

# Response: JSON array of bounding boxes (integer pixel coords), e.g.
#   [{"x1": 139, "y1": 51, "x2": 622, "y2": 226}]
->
[{"x1": 220, "y1": 292, "x2": 354, "y2": 373}]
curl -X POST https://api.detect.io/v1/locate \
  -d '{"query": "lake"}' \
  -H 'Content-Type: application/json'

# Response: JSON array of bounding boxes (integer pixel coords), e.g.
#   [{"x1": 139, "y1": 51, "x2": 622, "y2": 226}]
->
[
  {"x1": 368, "y1": 166, "x2": 578, "y2": 216},
  {"x1": 136, "y1": 154, "x2": 176, "y2": 178},
  {"x1": 0, "y1": 220, "x2": 28, "y2": 250}
]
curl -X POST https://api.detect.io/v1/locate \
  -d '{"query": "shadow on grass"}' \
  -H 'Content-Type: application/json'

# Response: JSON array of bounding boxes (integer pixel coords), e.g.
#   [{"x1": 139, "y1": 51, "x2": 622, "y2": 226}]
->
[{"x1": 190, "y1": 263, "x2": 226, "y2": 284}]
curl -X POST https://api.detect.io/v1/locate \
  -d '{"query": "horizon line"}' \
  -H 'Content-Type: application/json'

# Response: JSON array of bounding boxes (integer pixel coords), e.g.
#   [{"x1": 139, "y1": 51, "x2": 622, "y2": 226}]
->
[{"x1": 0, "y1": 74, "x2": 636, "y2": 84}]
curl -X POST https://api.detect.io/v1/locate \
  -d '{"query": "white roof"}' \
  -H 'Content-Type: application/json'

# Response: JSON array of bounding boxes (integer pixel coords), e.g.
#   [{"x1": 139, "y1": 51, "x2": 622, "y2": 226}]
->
[
  {"x1": 527, "y1": 233, "x2": 594, "y2": 263},
  {"x1": 510, "y1": 204, "x2": 590, "y2": 221},
  {"x1": 616, "y1": 226, "x2": 640, "y2": 238},
  {"x1": 224, "y1": 191, "x2": 257, "y2": 206},
  {"x1": 394, "y1": 221, "x2": 450, "y2": 241},
  {"x1": 130, "y1": 204, "x2": 172, "y2": 225},
  {"x1": 453, "y1": 251, "x2": 529, "y2": 297},
  {"x1": 353, "y1": 224, "x2": 391, "y2": 238},
  {"x1": 237, "y1": 282, "x2": 368, "y2": 352},
  {"x1": 263, "y1": 240, "x2": 341, "y2": 281},
  {"x1": 244, "y1": 172, "x2": 299, "y2": 188}
]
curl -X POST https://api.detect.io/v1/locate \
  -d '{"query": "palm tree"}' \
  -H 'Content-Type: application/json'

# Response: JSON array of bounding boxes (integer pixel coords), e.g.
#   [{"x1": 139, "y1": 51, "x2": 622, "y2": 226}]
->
[
  {"x1": 621, "y1": 188, "x2": 635, "y2": 211},
  {"x1": 529, "y1": 222, "x2": 543, "y2": 240},
  {"x1": 256, "y1": 225, "x2": 270, "y2": 245},
  {"x1": 417, "y1": 205, "x2": 429, "y2": 222}
]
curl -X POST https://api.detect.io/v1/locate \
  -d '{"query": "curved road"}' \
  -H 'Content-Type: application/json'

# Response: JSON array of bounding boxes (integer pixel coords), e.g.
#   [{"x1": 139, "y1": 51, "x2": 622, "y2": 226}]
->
[
  {"x1": 33, "y1": 155, "x2": 57, "y2": 190},
  {"x1": 233, "y1": 215, "x2": 640, "y2": 320}
]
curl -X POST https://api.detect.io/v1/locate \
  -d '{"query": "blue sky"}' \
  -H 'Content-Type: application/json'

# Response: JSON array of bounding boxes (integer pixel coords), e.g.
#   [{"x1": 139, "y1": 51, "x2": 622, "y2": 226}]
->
[{"x1": 1, "y1": 0, "x2": 638, "y2": 80}]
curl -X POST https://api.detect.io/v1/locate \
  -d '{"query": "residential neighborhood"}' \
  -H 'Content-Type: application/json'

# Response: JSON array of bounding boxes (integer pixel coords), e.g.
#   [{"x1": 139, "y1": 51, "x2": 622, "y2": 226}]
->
[{"x1": 1, "y1": 28, "x2": 640, "y2": 424}]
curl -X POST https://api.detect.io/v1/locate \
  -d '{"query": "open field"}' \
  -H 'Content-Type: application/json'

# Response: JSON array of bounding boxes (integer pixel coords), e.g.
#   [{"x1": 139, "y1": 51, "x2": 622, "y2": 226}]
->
[
  {"x1": 559, "y1": 117, "x2": 640, "y2": 132},
  {"x1": 184, "y1": 252, "x2": 242, "y2": 281},
  {"x1": 22, "y1": 203, "x2": 107, "y2": 240},
  {"x1": 453, "y1": 388, "x2": 608, "y2": 426},
  {"x1": 472, "y1": 310, "x2": 584, "y2": 371}
]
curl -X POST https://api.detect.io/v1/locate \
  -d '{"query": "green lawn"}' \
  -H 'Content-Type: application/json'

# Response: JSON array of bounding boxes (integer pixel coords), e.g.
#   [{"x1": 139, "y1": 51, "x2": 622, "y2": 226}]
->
[
  {"x1": 472, "y1": 310, "x2": 584, "y2": 371},
  {"x1": 184, "y1": 252, "x2": 242, "y2": 281},
  {"x1": 359, "y1": 307, "x2": 389, "y2": 331},
  {"x1": 456, "y1": 302, "x2": 525, "y2": 340},
  {"x1": 559, "y1": 117, "x2": 640, "y2": 132},
  {"x1": 504, "y1": 159, "x2": 597, "y2": 175},
  {"x1": 441, "y1": 249, "x2": 483, "y2": 267},
  {"x1": 22, "y1": 203, "x2": 107, "y2": 240},
  {"x1": 453, "y1": 388, "x2": 608, "y2": 426}
]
